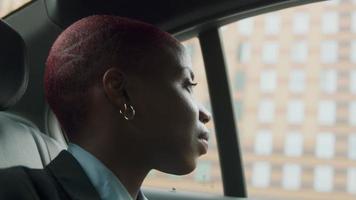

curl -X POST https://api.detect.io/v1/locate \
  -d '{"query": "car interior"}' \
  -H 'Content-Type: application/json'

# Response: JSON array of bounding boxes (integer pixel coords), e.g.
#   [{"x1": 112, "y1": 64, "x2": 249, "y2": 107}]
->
[{"x1": 1, "y1": 0, "x2": 356, "y2": 199}]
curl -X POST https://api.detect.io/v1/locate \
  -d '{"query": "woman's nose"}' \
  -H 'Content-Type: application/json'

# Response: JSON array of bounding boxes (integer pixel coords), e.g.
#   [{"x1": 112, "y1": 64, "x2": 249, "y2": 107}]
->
[{"x1": 199, "y1": 104, "x2": 212, "y2": 124}]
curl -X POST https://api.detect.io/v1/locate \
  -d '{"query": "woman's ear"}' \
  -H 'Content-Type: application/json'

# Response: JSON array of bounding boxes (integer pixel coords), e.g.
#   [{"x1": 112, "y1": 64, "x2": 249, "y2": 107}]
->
[{"x1": 102, "y1": 67, "x2": 127, "y2": 107}]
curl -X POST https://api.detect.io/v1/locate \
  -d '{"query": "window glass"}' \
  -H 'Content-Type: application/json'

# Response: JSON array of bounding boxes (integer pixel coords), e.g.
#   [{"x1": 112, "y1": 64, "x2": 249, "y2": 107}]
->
[
  {"x1": 287, "y1": 100, "x2": 304, "y2": 124},
  {"x1": 348, "y1": 134, "x2": 356, "y2": 160},
  {"x1": 293, "y1": 12, "x2": 309, "y2": 34},
  {"x1": 258, "y1": 99, "x2": 275, "y2": 123},
  {"x1": 143, "y1": 38, "x2": 223, "y2": 194},
  {"x1": 318, "y1": 100, "x2": 336, "y2": 125},
  {"x1": 264, "y1": 14, "x2": 281, "y2": 35},
  {"x1": 260, "y1": 70, "x2": 277, "y2": 92},
  {"x1": 254, "y1": 130, "x2": 273, "y2": 155},
  {"x1": 347, "y1": 168, "x2": 356, "y2": 194},
  {"x1": 320, "y1": 41, "x2": 338, "y2": 63},
  {"x1": 262, "y1": 43, "x2": 279, "y2": 64},
  {"x1": 0, "y1": 0, "x2": 31, "y2": 18},
  {"x1": 314, "y1": 166, "x2": 334, "y2": 192},
  {"x1": 284, "y1": 132, "x2": 303, "y2": 157},
  {"x1": 238, "y1": 18, "x2": 254, "y2": 35},
  {"x1": 352, "y1": 12, "x2": 356, "y2": 33},
  {"x1": 221, "y1": 1, "x2": 356, "y2": 199},
  {"x1": 321, "y1": 12, "x2": 339, "y2": 34},
  {"x1": 282, "y1": 164, "x2": 302, "y2": 190},
  {"x1": 315, "y1": 133, "x2": 335, "y2": 159},
  {"x1": 289, "y1": 69, "x2": 305, "y2": 93},
  {"x1": 320, "y1": 69, "x2": 337, "y2": 93},
  {"x1": 251, "y1": 162, "x2": 271, "y2": 188},
  {"x1": 291, "y1": 41, "x2": 308, "y2": 63}
]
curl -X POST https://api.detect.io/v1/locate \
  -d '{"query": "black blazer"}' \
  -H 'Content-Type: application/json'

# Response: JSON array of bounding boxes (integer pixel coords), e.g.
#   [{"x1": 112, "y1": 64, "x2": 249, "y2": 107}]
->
[{"x1": 0, "y1": 151, "x2": 101, "y2": 200}]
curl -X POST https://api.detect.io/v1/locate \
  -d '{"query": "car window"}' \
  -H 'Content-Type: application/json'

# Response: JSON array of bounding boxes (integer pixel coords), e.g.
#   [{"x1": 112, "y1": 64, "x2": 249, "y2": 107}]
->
[
  {"x1": 0, "y1": 0, "x2": 31, "y2": 18},
  {"x1": 221, "y1": 0, "x2": 356, "y2": 199},
  {"x1": 143, "y1": 37, "x2": 223, "y2": 194}
]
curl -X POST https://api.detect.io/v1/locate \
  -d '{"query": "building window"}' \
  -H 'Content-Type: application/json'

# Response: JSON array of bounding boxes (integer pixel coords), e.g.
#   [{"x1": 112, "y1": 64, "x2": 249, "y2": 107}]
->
[
  {"x1": 326, "y1": 0, "x2": 341, "y2": 5},
  {"x1": 322, "y1": 12, "x2": 339, "y2": 34},
  {"x1": 318, "y1": 101, "x2": 336, "y2": 125},
  {"x1": 349, "y1": 134, "x2": 356, "y2": 160},
  {"x1": 289, "y1": 69, "x2": 305, "y2": 93},
  {"x1": 320, "y1": 69, "x2": 337, "y2": 93},
  {"x1": 194, "y1": 161, "x2": 212, "y2": 182},
  {"x1": 254, "y1": 130, "x2": 273, "y2": 155},
  {"x1": 287, "y1": 100, "x2": 304, "y2": 124},
  {"x1": 264, "y1": 14, "x2": 281, "y2": 35},
  {"x1": 262, "y1": 43, "x2": 279, "y2": 64},
  {"x1": 320, "y1": 41, "x2": 338, "y2": 64},
  {"x1": 315, "y1": 133, "x2": 335, "y2": 159},
  {"x1": 238, "y1": 18, "x2": 254, "y2": 35},
  {"x1": 351, "y1": 41, "x2": 356, "y2": 64},
  {"x1": 237, "y1": 43, "x2": 251, "y2": 63},
  {"x1": 352, "y1": 12, "x2": 356, "y2": 33},
  {"x1": 258, "y1": 100, "x2": 275, "y2": 123},
  {"x1": 284, "y1": 132, "x2": 303, "y2": 157},
  {"x1": 314, "y1": 165, "x2": 334, "y2": 192},
  {"x1": 184, "y1": 43, "x2": 195, "y2": 58},
  {"x1": 234, "y1": 100, "x2": 243, "y2": 120},
  {"x1": 252, "y1": 162, "x2": 271, "y2": 188},
  {"x1": 260, "y1": 70, "x2": 277, "y2": 92},
  {"x1": 348, "y1": 168, "x2": 356, "y2": 194},
  {"x1": 293, "y1": 12, "x2": 309, "y2": 34},
  {"x1": 282, "y1": 164, "x2": 301, "y2": 190},
  {"x1": 350, "y1": 71, "x2": 356, "y2": 94},
  {"x1": 291, "y1": 41, "x2": 308, "y2": 63},
  {"x1": 349, "y1": 102, "x2": 356, "y2": 125},
  {"x1": 235, "y1": 71, "x2": 245, "y2": 91}
]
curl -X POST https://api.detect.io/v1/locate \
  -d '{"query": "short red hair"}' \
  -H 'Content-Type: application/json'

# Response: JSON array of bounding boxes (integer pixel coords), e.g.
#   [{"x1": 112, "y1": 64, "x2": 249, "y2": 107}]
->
[{"x1": 45, "y1": 15, "x2": 180, "y2": 137}]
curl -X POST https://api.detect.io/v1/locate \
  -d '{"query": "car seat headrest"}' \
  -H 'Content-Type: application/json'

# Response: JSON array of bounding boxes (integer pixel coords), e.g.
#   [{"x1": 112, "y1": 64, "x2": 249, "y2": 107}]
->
[{"x1": 0, "y1": 20, "x2": 28, "y2": 111}]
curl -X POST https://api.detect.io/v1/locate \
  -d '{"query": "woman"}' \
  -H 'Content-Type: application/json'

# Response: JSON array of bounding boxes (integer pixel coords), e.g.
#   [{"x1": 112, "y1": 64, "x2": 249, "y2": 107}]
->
[{"x1": 0, "y1": 15, "x2": 212, "y2": 200}]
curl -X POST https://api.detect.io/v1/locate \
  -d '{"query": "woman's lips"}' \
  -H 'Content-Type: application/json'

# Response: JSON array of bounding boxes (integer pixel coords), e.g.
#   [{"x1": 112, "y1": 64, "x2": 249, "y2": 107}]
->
[
  {"x1": 198, "y1": 138, "x2": 208, "y2": 154},
  {"x1": 197, "y1": 133, "x2": 209, "y2": 155}
]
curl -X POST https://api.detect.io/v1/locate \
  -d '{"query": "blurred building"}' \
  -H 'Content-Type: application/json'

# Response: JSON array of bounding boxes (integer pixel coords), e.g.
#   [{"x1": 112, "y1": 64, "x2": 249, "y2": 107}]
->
[{"x1": 2, "y1": 0, "x2": 356, "y2": 200}]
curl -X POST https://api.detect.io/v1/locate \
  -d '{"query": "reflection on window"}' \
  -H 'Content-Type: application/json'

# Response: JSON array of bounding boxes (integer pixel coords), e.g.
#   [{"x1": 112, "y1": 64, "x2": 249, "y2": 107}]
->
[
  {"x1": 221, "y1": 1, "x2": 356, "y2": 199},
  {"x1": 143, "y1": 38, "x2": 222, "y2": 194},
  {"x1": 0, "y1": 0, "x2": 31, "y2": 18}
]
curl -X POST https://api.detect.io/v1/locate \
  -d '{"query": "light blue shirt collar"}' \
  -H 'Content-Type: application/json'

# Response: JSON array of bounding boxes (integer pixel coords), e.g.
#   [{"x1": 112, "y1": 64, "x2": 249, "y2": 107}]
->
[{"x1": 67, "y1": 143, "x2": 147, "y2": 200}]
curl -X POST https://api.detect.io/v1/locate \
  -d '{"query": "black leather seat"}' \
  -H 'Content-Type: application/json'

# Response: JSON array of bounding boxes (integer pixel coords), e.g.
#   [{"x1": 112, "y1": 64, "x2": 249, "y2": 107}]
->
[{"x1": 0, "y1": 20, "x2": 65, "y2": 168}]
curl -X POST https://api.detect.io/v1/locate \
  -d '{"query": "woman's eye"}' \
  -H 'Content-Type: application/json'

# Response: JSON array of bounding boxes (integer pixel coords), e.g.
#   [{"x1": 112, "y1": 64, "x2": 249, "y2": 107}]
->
[{"x1": 185, "y1": 81, "x2": 198, "y2": 93}]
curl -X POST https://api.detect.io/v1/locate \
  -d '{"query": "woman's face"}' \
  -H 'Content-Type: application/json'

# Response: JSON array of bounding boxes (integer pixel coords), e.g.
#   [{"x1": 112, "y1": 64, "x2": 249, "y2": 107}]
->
[{"x1": 127, "y1": 45, "x2": 211, "y2": 175}]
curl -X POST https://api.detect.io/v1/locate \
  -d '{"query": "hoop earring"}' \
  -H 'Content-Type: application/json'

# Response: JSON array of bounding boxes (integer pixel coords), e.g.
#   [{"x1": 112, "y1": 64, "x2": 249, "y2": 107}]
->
[{"x1": 119, "y1": 103, "x2": 135, "y2": 120}]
